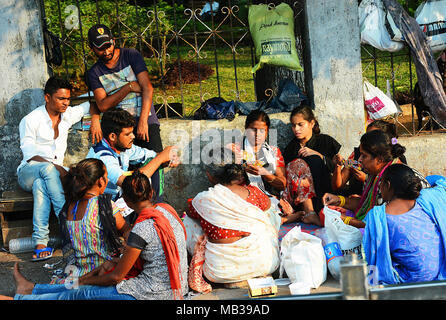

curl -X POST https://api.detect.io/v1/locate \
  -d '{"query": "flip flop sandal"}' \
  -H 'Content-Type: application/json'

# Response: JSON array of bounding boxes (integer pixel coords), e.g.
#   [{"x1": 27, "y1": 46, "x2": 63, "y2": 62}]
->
[{"x1": 31, "y1": 247, "x2": 54, "y2": 262}]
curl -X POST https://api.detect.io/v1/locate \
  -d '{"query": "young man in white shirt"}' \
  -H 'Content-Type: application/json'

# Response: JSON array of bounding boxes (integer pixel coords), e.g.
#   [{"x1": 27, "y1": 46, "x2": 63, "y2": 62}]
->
[{"x1": 17, "y1": 76, "x2": 92, "y2": 261}]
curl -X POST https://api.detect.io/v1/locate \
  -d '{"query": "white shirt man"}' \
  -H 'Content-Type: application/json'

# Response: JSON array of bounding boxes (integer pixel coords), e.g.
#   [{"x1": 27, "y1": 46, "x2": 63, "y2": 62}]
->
[{"x1": 17, "y1": 76, "x2": 91, "y2": 261}]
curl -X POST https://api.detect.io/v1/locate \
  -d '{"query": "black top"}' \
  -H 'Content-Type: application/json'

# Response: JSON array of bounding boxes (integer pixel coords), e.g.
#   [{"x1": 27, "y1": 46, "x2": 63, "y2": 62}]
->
[{"x1": 283, "y1": 133, "x2": 341, "y2": 172}]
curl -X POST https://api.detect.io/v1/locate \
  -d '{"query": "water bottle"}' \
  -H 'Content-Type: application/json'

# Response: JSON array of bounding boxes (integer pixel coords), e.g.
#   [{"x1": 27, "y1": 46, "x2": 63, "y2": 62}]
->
[
  {"x1": 8, "y1": 236, "x2": 62, "y2": 254},
  {"x1": 314, "y1": 228, "x2": 343, "y2": 280},
  {"x1": 8, "y1": 237, "x2": 34, "y2": 253}
]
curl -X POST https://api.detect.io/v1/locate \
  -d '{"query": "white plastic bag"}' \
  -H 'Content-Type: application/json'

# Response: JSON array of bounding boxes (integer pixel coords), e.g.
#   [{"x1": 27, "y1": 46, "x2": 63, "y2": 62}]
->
[
  {"x1": 415, "y1": 0, "x2": 446, "y2": 52},
  {"x1": 363, "y1": 80, "x2": 399, "y2": 119},
  {"x1": 323, "y1": 206, "x2": 363, "y2": 255},
  {"x1": 279, "y1": 226, "x2": 327, "y2": 289},
  {"x1": 359, "y1": 0, "x2": 404, "y2": 52}
]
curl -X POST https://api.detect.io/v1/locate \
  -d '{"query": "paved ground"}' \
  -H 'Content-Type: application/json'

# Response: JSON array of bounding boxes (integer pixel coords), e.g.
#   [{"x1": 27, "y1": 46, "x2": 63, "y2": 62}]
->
[{"x1": 0, "y1": 248, "x2": 341, "y2": 300}]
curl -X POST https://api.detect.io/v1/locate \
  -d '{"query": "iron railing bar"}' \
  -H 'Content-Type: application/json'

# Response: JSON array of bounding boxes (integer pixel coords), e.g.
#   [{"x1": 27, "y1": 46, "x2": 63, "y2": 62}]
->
[
  {"x1": 408, "y1": 45, "x2": 415, "y2": 135},
  {"x1": 39, "y1": 0, "x2": 52, "y2": 76},
  {"x1": 250, "y1": 37, "x2": 257, "y2": 101},
  {"x1": 54, "y1": 0, "x2": 70, "y2": 79},
  {"x1": 95, "y1": 0, "x2": 101, "y2": 24},
  {"x1": 210, "y1": 1, "x2": 221, "y2": 98},
  {"x1": 390, "y1": 51, "x2": 395, "y2": 98},
  {"x1": 373, "y1": 47, "x2": 378, "y2": 87},
  {"x1": 191, "y1": 4, "x2": 204, "y2": 107},
  {"x1": 227, "y1": 0, "x2": 240, "y2": 99},
  {"x1": 172, "y1": 0, "x2": 185, "y2": 113},
  {"x1": 152, "y1": 0, "x2": 168, "y2": 118},
  {"x1": 115, "y1": 0, "x2": 123, "y2": 47},
  {"x1": 133, "y1": 0, "x2": 143, "y2": 53},
  {"x1": 74, "y1": 0, "x2": 92, "y2": 104}
]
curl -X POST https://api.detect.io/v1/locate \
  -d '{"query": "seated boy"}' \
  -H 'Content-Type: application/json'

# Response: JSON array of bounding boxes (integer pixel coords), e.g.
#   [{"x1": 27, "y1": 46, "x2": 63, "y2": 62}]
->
[
  {"x1": 18, "y1": 76, "x2": 93, "y2": 261},
  {"x1": 86, "y1": 108, "x2": 179, "y2": 208}
]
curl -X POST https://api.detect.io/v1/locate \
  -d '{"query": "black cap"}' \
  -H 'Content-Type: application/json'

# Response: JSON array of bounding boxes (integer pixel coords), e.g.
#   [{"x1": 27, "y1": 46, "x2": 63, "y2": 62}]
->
[{"x1": 88, "y1": 24, "x2": 113, "y2": 49}]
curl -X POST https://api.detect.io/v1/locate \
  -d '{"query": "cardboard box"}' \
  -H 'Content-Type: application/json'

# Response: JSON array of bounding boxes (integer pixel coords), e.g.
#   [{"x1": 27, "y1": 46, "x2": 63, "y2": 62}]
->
[{"x1": 247, "y1": 277, "x2": 277, "y2": 298}]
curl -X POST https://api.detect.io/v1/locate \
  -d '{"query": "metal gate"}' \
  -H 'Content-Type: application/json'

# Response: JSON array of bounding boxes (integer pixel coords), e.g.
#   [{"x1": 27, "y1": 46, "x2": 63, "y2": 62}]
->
[{"x1": 39, "y1": 0, "x2": 305, "y2": 118}]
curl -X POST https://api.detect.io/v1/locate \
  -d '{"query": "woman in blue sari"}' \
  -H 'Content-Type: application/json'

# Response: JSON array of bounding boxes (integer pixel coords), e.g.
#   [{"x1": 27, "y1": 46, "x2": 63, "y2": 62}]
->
[{"x1": 363, "y1": 164, "x2": 446, "y2": 285}]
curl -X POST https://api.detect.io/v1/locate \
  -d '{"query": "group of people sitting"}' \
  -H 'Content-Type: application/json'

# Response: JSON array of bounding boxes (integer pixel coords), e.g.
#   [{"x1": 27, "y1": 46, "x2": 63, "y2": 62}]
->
[
  {"x1": 3, "y1": 70, "x2": 446, "y2": 301},
  {"x1": 185, "y1": 106, "x2": 446, "y2": 290},
  {"x1": 2, "y1": 24, "x2": 446, "y2": 297}
]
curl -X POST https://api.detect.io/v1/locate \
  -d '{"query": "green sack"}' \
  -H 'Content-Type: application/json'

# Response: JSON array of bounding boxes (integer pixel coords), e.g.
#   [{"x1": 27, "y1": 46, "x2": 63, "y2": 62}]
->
[{"x1": 248, "y1": 3, "x2": 303, "y2": 73}]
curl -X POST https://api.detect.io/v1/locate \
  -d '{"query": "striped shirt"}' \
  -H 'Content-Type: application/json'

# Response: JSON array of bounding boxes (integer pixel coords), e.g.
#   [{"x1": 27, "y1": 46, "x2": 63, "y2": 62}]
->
[{"x1": 65, "y1": 196, "x2": 121, "y2": 276}]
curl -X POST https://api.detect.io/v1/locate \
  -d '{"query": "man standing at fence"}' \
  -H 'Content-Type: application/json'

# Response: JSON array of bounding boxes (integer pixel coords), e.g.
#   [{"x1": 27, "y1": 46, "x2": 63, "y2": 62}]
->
[
  {"x1": 86, "y1": 23, "x2": 164, "y2": 199},
  {"x1": 17, "y1": 76, "x2": 92, "y2": 261}
]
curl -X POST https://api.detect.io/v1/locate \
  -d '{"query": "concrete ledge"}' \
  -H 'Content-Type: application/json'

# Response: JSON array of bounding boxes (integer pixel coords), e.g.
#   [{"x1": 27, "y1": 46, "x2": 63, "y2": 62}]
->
[{"x1": 400, "y1": 133, "x2": 446, "y2": 177}]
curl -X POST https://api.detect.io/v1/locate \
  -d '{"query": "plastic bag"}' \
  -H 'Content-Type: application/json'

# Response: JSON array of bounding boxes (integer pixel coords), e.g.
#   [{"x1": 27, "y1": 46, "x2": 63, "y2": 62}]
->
[
  {"x1": 363, "y1": 80, "x2": 399, "y2": 119},
  {"x1": 385, "y1": 11, "x2": 404, "y2": 42},
  {"x1": 359, "y1": 0, "x2": 404, "y2": 52},
  {"x1": 323, "y1": 206, "x2": 363, "y2": 255},
  {"x1": 279, "y1": 226, "x2": 327, "y2": 289},
  {"x1": 248, "y1": 3, "x2": 303, "y2": 73},
  {"x1": 43, "y1": 24, "x2": 63, "y2": 66},
  {"x1": 194, "y1": 97, "x2": 236, "y2": 121},
  {"x1": 205, "y1": 100, "x2": 236, "y2": 121},
  {"x1": 415, "y1": 0, "x2": 446, "y2": 52}
]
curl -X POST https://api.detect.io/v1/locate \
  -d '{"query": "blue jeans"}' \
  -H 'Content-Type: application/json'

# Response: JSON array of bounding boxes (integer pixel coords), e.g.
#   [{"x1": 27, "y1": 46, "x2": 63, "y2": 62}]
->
[
  {"x1": 17, "y1": 161, "x2": 66, "y2": 247},
  {"x1": 14, "y1": 284, "x2": 136, "y2": 300}
]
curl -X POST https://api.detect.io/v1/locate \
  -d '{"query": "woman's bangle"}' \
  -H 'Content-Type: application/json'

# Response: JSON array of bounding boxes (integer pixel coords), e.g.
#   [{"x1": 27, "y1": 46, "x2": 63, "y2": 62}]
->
[
  {"x1": 344, "y1": 216, "x2": 352, "y2": 225},
  {"x1": 128, "y1": 82, "x2": 133, "y2": 91},
  {"x1": 338, "y1": 195, "x2": 346, "y2": 207}
]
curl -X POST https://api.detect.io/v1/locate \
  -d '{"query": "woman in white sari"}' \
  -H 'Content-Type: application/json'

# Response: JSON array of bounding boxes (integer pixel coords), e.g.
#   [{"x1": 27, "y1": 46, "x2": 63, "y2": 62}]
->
[{"x1": 185, "y1": 147, "x2": 302, "y2": 291}]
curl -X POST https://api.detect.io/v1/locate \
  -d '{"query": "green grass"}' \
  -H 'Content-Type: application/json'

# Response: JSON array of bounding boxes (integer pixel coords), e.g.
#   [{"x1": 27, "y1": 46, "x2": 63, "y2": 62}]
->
[
  {"x1": 361, "y1": 45, "x2": 417, "y2": 101},
  {"x1": 145, "y1": 41, "x2": 256, "y2": 117}
]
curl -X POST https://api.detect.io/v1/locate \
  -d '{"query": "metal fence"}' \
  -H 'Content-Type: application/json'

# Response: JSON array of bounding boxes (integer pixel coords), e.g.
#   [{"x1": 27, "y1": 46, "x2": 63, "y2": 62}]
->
[
  {"x1": 40, "y1": 0, "x2": 445, "y2": 134},
  {"x1": 360, "y1": 0, "x2": 446, "y2": 136},
  {"x1": 39, "y1": 0, "x2": 305, "y2": 118}
]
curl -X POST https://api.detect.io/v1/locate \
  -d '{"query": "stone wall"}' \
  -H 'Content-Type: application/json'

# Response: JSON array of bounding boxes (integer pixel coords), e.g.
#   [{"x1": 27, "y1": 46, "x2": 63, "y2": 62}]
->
[{"x1": 0, "y1": 0, "x2": 49, "y2": 193}]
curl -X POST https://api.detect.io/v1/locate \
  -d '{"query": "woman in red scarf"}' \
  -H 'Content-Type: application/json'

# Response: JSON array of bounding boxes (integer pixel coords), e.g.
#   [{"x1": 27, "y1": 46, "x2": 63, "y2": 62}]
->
[
  {"x1": 78, "y1": 170, "x2": 188, "y2": 300},
  {"x1": 6, "y1": 171, "x2": 188, "y2": 301}
]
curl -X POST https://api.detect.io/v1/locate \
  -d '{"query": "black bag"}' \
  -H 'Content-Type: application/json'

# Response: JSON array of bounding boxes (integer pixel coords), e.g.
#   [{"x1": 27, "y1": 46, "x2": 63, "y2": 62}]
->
[
  {"x1": 193, "y1": 97, "x2": 226, "y2": 120},
  {"x1": 193, "y1": 97, "x2": 237, "y2": 121},
  {"x1": 43, "y1": 25, "x2": 63, "y2": 66}
]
